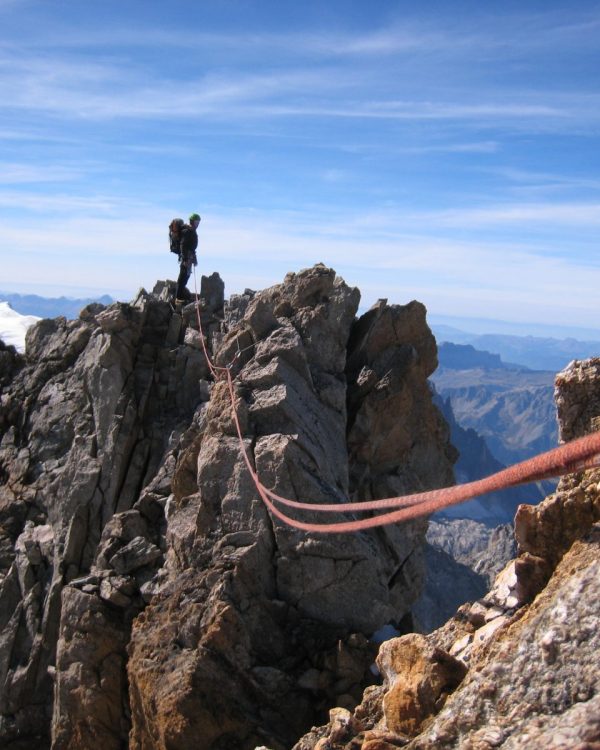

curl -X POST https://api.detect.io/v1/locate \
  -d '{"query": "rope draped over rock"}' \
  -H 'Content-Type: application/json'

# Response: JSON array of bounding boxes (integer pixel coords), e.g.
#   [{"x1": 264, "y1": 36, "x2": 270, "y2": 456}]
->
[{"x1": 192, "y1": 269, "x2": 600, "y2": 534}]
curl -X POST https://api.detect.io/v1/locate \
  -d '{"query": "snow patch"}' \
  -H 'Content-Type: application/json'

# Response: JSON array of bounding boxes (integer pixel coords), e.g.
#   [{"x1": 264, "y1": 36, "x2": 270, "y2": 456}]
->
[{"x1": 0, "y1": 301, "x2": 40, "y2": 352}]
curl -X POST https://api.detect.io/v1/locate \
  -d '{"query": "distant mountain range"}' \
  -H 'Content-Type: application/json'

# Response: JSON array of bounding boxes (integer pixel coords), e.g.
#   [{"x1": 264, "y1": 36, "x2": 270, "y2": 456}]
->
[
  {"x1": 435, "y1": 341, "x2": 517, "y2": 371},
  {"x1": 0, "y1": 291, "x2": 114, "y2": 321},
  {"x1": 431, "y1": 324, "x2": 600, "y2": 372}
]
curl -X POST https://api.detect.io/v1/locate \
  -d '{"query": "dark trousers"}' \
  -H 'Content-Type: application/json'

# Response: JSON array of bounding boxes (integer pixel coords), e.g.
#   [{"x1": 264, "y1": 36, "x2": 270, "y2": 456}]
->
[{"x1": 176, "y1": 262, "x2": 192, "y2": 300}]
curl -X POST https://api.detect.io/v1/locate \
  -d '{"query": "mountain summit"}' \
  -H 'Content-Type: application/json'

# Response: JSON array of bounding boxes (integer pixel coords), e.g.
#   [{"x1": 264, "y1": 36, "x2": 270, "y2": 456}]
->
[{"x1": 0, "y1": 266, "x2": 455, "y2": 748}]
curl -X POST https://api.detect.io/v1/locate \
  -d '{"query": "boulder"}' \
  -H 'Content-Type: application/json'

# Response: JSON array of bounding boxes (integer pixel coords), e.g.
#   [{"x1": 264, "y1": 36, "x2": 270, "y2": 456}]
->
[{"x1": 376, "y1": 634, "x2": 466, "y2": 737}]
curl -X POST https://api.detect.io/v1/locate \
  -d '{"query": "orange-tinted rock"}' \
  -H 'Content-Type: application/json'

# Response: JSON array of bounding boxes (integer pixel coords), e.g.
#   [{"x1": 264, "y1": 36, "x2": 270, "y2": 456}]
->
[{"x1": 376, "y1": 634, "x2": 467, "y2": 737}]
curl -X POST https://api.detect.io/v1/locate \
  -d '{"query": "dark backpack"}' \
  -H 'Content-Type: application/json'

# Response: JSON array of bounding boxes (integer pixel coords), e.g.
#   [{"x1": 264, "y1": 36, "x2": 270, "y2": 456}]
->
[{"x1": 169, "y1": 218, "x2": 185, "y2": 254}]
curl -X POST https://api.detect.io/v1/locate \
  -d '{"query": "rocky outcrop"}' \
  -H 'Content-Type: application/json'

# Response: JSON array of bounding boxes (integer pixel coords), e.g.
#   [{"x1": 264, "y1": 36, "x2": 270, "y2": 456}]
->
[
  {"x1": 345, "y1": 300, "x2": 456, "y2": 617},
  {"x1": 294, "y1": 357, "x2": 600, "y2": 749},
  {"x1": 0, "y1": 266, "x2": 456, "y2": 749},
  {"x1": 125, "y1": 272, "x2": 454, "y2": 750},
  {"x1": 0, "y1": 340, "x2": 24, "y2": 389},
  {"x1": 0, "y1": 279, "x2": 219, "y2": 748}
]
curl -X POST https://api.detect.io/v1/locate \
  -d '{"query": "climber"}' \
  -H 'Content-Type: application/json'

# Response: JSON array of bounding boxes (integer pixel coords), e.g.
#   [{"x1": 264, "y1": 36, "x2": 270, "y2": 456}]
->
[{"x1": 175, "y1": 213, "x2": 201, "y2": 304}]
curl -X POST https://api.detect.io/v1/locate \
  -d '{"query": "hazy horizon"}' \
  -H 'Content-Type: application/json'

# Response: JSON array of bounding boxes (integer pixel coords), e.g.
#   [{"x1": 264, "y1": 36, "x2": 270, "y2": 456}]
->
[{"x1": 2, "y1": 284, "x2": 600, "y2": 343}]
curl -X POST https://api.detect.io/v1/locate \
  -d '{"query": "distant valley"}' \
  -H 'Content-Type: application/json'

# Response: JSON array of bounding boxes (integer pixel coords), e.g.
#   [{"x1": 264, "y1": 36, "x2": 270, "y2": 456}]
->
[
  {"x1": 423, "y1": 338, "x2": 560, "y2": 618},
  {"x1": 432, "y1": 343, "x2": 557, "y2": 465},
  {"x1": 429, "y1": 341, "x2": 558, "y2": 525}
]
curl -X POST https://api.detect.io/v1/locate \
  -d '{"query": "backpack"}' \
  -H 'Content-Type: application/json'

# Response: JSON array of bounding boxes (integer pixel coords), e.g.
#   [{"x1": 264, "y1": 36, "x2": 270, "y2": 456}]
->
[{"x1": 169, "y1": 218, "x2": 185, "y2": 254}]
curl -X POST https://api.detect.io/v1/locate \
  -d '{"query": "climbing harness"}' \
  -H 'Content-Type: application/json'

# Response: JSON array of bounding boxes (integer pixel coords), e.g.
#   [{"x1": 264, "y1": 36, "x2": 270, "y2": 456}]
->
[{"x1": 190, "y1": 269, "x2": 600, "y2": 534}]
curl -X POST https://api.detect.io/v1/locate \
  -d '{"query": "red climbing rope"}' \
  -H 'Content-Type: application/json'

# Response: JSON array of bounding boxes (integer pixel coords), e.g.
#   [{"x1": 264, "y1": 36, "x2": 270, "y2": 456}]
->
[{"x1": 190, "y1": 270, "x2": 600, "y2": 534}]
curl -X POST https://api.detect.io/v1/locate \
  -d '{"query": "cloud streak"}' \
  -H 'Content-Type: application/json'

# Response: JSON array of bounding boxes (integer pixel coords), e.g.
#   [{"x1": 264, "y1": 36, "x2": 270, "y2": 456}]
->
[
  {"x1": 10, "y1": 214, "x2": 600, "y2": 329},
  {"x1": 1, "y1": 193, "x2": 598, "y2": 332},
  {"x1": 1, "y1": 7, "x2": 599, "y2": 133},
  {"x1": 0, "y1": 3, "x2": 598, "y2": 334}
]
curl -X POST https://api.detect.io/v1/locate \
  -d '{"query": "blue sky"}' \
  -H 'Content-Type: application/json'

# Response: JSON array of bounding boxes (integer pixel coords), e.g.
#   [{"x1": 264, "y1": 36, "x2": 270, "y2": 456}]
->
[{"x1": 1, "y1": 0, "x2": 599, "y2": 336}]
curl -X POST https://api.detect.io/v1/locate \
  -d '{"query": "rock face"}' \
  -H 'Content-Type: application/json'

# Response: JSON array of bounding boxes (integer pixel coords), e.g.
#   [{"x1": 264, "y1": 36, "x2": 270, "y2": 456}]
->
[
  {"x1": 0, "y1": 266, "x2": 455, "y2": 749},
  {"x1": 0, "y1": 281, "x2": 215, "y2": 748},
  {"x1": 126, "y1": 273, "x2": 454, "y2": 750},
  {"x1": 294, "y1": 356, "x2": 600, "y2": 749}
]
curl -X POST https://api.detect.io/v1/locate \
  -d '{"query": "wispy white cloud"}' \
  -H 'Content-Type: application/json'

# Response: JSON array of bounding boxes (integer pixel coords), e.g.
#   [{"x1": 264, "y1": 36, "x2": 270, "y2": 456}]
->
[
  {"x1": 400, "y1": 141, "x2": 499, "y2": 154},
  {"x1": 0, "y1": 3, "x2": 598, "y2": 334},
  {"x1": 1, "y1": 12, "x2": 598, "y2": 132},
  {"x1": 19, "y1": 56, "x2": 588, "y2": 124},
  {"x1": 0, "y1": 126, "x2": 78, "y2": 144},
  {"x1": 0, "y1": 162, "x2": 84, "y2": 183},
  {"x1": 121, "y1": 143, "x2": 194, "y2": 157},
  {"x1": 0, "y1": 190, "x2": 126, "y2": 214},
  {"x1": 2, "y1": 199, "x2": 599, "y2": 330},
  {"x1": 256, "y1": 100, "x2": 572, "y2": 124},
  {"x1": 0, "y1": 53, "x2": 341, "y2": 119},
  {"x1": 320, "y1": 169, "x2": 350, "y2": 183},
  {"x1": 422, "y1": 202, "x2": 600, "y2": 228},
  {"x1": 17, "y1": 7, "x2": 600, "y2": 62},
  {"x1": 29, "y1": 27, "x2": 440, "y2": 58},
  {"x1": 492, "y1": 167, "x2": 600, "y2": 195}
]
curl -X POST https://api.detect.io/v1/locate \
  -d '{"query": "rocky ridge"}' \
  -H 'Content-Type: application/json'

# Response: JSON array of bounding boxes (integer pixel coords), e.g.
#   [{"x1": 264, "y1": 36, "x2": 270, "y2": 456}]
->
[{"x1": 0, "y1": 265, "x2": 456, "y2": 749}]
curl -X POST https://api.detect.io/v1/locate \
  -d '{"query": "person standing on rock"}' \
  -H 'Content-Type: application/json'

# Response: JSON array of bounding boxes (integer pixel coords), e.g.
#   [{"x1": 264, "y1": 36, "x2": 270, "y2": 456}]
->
[{"x1": 175, "y1": 213, "x2": 201, "y2": 304}]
